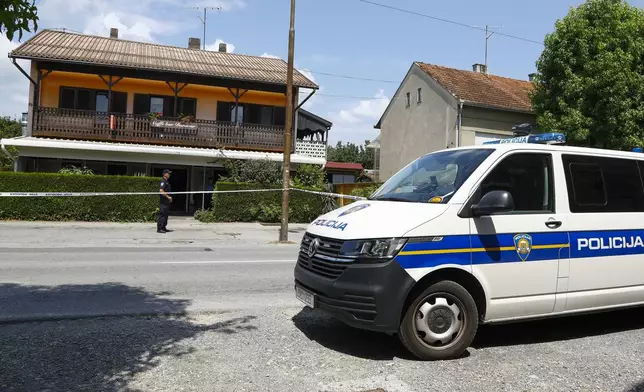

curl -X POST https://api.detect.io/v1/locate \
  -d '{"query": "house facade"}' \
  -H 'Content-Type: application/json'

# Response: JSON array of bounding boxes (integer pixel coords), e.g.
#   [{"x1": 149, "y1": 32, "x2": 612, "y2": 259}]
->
[
  {"x1": 1, "y1": 29, "x2": 328, "y2": 213},
  {"x1": 374, "y1": 62, "x2": 536, "y2": 181}
]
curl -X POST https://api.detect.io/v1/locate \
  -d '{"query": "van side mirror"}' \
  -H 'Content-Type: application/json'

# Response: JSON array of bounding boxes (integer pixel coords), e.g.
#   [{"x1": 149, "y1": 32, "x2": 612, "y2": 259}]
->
[{"x1": 472, "y1": 190, "x2": 514, "y2": 217}]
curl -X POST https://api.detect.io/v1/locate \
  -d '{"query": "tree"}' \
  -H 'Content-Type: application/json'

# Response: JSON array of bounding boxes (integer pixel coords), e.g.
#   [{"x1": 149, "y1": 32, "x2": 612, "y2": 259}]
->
[
  {"x1": 1, "y1": 0, "x2": 39, "y2": 41},
  {"x1": 531, "y1": 0, "x2": 644, "y2": 150},
  {"x1": 0, "y1": 116, "x2": 22, "y2": 170},
  {"x1": 326, "y1": 141, "x2": 374, "y2": 169}
]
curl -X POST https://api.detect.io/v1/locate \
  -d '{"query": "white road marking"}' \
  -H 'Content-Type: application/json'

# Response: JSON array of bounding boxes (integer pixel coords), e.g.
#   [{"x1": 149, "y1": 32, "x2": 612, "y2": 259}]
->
[{"x1": 154, "y1": 259, "x2": 295, "y2": 265}]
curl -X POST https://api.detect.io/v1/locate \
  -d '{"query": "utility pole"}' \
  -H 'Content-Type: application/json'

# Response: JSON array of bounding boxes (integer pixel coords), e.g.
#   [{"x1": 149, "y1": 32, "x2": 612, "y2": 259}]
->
[
  {"x1": 183, "y1": 6, "x2": 222, "y2": 49},
  {"x1": 474, "y1": 24, "x2": 503, "y2": 74},
  {"x1": 280, "y1": 0, "x2": 296, "y2": 243}
]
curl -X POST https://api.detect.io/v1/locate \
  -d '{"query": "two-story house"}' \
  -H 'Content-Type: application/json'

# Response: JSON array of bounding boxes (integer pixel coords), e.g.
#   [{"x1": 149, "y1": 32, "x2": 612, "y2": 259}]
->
[
  {"x1": 1, "y1": 28, "x2": 329, "y2": 213},
  {"x1": 374, "y1": 62, "x2": 536, "y2": 181}
]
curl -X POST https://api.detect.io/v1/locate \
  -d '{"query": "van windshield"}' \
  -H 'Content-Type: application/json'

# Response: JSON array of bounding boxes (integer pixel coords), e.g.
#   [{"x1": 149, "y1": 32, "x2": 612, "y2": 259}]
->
[{"x1": 370, "y1": 149, "x2": 494, "y2": 203}]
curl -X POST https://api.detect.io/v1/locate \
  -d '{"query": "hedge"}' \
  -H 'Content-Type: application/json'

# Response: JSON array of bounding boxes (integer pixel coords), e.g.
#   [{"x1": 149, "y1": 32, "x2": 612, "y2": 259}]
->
[
  {"x1": 0, "y1": 172, "x2": 160, "y2": 222},
  {"x1": 195, "y1": 182, "x2": 327, "y2": 223}
]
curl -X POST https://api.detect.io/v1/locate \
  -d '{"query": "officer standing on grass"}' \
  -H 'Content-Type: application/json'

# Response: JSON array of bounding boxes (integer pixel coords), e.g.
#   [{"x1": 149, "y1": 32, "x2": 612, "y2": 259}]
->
[{"x1": 158, "y1": 169, "x2": 173, "y2": 233}]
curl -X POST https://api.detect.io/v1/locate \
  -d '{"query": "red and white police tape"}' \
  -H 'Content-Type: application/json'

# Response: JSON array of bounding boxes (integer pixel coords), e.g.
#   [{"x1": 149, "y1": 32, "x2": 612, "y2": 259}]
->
[{"x1": 0, "y1": 188, "x2": 366, "y2": 200}]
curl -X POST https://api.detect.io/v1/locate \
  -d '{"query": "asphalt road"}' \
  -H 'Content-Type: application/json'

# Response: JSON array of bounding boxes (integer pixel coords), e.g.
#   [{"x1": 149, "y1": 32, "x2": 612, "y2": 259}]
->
[{"x1": 2, "y1": 244, "x2": 644, "y2": 392}]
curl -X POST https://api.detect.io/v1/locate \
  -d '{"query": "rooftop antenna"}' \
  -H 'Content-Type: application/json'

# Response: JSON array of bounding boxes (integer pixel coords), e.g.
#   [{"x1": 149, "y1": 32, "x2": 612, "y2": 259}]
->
[
  {"x1": 472, "y1": 24, "x2": 503, "y2": 75},
  {"x1": 183, "y1": 6, "x2": 222, "y2": 49}
]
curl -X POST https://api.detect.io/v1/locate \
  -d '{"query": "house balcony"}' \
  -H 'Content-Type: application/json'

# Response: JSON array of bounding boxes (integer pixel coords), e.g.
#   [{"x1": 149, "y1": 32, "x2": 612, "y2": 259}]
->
[{"x1": 33, "y1": 107, "x2": 306, "y2": 153}]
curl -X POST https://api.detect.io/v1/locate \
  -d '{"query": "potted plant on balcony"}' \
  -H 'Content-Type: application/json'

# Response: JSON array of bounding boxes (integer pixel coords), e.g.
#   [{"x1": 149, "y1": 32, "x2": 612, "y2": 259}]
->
[{"x1": 180, "y1": 113, "x2": 195, "y2": 123}]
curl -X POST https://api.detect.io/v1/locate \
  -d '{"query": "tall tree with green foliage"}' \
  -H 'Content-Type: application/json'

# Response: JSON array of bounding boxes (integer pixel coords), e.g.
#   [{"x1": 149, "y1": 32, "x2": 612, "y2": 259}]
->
[
  {"x1": 1, "y1": 0, "x2": 38, "y2": 41},
  {"x1": 531, "y1": 0, "x2": 644, "y2": 149},
  {"x1": 0, "y1": 116, "x2": 22, "y2": 171},
  {"x1": 326, "y1": 141, "x2": 374, "y2": 169}
]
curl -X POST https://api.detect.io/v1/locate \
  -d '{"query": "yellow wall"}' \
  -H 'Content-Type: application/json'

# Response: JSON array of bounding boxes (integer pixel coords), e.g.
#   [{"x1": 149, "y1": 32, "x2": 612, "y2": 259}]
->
[{"x1": 39, "y1": 71, "x2": 287, "y2": 121}]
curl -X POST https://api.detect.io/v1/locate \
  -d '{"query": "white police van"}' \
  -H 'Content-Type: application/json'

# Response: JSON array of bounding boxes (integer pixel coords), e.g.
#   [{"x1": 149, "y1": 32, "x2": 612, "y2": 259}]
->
[{"x1": 294, "y1": 133, "x2": 644, "y2": 360}]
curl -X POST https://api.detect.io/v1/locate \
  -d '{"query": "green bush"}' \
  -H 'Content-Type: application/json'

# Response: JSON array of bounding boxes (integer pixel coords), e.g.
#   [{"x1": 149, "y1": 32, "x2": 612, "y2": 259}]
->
[
  {"x1": 293, "y1": 164, "x2": 325, "y2": 189},
  {"x1": 350, "y1": 183, "x2": 382, "y2": 198},
  {"x1": 221, "y1": 159, "x2": 283, "y2": 185},
  {"x1": 195, "y1": 182, "x2": 326, "y2": 223},
  {"x1": 0, "y1": 172, "x2": 159, "y2": 222}
]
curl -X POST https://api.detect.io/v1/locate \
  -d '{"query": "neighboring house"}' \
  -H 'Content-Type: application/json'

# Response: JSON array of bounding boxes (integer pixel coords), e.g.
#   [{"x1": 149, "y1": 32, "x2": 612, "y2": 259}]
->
[
  {"x1": 295, "y1": 109, "x2": 332, "y2": 159},
  {"x1": 324, "y1": 162, "x2": 364, "y2": 184},
  {"x1": 374, "y1": 62, "x2": 536, "y2": 181},
  {"x1": 365, "y1": 134, "x2": 380, "y2": 182},
  {"x1": 1, "y1": 28, "x2": 327, "y2": 213}
]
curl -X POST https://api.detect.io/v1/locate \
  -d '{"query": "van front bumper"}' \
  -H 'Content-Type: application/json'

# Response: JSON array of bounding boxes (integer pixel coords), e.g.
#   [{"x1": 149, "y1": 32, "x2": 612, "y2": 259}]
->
[{"x1": 293, "y1": 257, "x2": 415, "y2": 334}]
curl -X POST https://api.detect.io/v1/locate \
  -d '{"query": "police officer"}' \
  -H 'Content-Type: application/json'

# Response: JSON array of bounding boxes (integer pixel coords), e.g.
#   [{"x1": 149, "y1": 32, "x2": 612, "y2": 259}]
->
[{"x1": 158, "y1": 169, "x2": 173, "y2": 233}]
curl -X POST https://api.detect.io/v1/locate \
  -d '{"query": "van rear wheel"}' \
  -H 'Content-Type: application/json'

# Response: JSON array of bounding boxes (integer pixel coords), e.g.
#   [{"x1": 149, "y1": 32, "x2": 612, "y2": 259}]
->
[{"x1": 399, "y1": 280, "x2": 478, "y2": 360}]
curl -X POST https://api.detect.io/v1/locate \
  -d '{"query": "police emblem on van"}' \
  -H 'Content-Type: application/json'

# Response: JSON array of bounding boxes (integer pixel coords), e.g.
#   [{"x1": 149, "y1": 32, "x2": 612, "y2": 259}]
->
[{"x1": 513, "y1": 234, "x2": 532, "y2": 261}]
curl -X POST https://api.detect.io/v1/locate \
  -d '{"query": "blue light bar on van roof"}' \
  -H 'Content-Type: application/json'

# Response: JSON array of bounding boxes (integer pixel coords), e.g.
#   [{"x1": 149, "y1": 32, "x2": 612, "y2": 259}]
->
[{"x1": 482, "y1": 132, "x2": 566, "y2": 145}]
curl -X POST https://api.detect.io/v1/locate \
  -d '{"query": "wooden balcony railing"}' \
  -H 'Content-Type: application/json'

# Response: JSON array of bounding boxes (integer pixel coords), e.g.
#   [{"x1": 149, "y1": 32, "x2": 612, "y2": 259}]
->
[{"x1": 33, "y1": 107, "x2": 287, "y2": 152}]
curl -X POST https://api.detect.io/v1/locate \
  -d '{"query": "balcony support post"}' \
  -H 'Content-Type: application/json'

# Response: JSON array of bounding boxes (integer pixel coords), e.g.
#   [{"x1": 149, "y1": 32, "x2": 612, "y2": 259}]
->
[
  {"x1": 98, "y1": 75, "x2": 123, "y2": 112},
  {"x1": 227, "y1": 88, "x2": 248, "y2": 123},
  {"x1": 165, "y1": 82, "x2": 189, "y2": 117},
  {"x1": 33, "y1": 68, "x2": 52, "y2": 132}
]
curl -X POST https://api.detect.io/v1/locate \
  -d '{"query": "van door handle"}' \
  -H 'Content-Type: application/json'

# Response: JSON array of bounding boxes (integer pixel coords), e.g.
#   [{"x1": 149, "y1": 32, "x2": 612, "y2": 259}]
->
[{"x1": 545, "y1": 220, "x2": 562, "y2": 229}]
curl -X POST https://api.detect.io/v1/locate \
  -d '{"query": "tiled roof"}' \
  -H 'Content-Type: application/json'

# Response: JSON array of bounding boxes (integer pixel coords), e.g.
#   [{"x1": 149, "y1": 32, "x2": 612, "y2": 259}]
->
[
  {"x1": 325, "y1": 162, "x2": 364, "y2": 171},
  {"x1": 9, "y1": 29, "x2": 318, "y2": 89},
  {"x1": 417, "y1": 62, "x2": 534, "y2": 112}
]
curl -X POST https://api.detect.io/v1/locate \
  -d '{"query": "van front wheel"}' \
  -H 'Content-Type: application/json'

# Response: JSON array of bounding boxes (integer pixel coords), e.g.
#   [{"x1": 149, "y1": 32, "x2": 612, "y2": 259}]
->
[{"x1": 399, "y1": 280, "x2": 478, "y2": 360}]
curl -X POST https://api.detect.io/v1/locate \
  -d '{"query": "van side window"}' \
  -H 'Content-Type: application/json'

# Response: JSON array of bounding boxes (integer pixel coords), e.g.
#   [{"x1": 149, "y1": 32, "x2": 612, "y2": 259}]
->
[
  {"x1": 478, "y1": 153, "x2": 554, "y2": 213},
  {"x1": 563, "y1": 154, "x2": 644, "y2": 213}
]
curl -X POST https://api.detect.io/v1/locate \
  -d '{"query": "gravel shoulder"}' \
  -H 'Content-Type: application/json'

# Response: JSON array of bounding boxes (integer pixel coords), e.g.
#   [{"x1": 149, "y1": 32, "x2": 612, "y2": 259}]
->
[{"x1": 2, "y1": 304, "x2": 644, "y2": 392}]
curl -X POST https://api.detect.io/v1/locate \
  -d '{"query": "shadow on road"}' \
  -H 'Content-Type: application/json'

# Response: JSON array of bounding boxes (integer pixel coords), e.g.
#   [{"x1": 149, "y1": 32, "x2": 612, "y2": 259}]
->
[
  {"x1": 293, "y1": 306, "x2": 644, "y2": 361},
  {"x1": 0, "y1": 282, "x2": 257, "y2": 392},
  {"x1": 625, "y1": 379, "x2": 644, "y2": 392},
  {"x1": 473, "y1": 306, "x2": 644, "y2": 349},
  {"x1": 291, "y1": 307, "x2": 413, "y2": 361}
]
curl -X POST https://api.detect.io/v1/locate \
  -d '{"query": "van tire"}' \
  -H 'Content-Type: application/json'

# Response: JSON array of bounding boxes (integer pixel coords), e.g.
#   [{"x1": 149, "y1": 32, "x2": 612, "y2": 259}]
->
[{"x1": 399, "y1": 280, "x2": 478, "y2": 360}]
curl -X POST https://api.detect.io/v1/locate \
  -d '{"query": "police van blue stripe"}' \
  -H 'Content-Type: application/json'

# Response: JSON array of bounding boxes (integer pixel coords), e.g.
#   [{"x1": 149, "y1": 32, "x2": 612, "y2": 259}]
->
[{"x1": 395, "y1": 229, "x2": 644, "y2": 270}]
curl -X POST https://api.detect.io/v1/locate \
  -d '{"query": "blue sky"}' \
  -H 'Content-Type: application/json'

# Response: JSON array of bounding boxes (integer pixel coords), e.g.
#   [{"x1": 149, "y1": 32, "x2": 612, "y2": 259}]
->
[{"x1": 2, "y1": 0, "x2": 643, "y2": 144}]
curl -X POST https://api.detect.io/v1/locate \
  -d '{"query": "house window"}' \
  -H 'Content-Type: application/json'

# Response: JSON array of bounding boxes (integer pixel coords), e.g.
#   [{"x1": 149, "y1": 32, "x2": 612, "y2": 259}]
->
[
  {"x1": 133, "y1": 94, "x2": 197, "y2": 117},
  {"x1": 216, "y1": 102, "x2": 286, "y2": 126},
  {"x1": 405, "y1": 92, "x2": 411, "y2": 108},
  {"x1": 417, "y1": 88, "x2": 422, "y2": 104},
  {"x1": 59, "y1": 87, "x2": 127, "y2": 113}
]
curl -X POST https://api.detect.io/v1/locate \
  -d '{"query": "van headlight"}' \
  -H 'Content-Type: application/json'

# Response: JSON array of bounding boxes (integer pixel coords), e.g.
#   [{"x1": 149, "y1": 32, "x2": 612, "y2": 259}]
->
[{"x1": 340, "y1": 238, "x2": 407, "y2": 262}]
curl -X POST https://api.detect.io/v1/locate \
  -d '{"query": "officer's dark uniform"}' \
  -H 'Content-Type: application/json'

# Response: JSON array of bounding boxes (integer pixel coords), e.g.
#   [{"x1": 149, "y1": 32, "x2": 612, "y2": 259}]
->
[{"x1": 158, "y1": 171, "x2": 172, "y2": 233}]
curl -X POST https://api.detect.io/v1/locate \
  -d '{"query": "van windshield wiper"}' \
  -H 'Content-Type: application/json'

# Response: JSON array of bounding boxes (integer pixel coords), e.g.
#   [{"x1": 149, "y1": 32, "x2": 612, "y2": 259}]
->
[{"x1": 369, "y1": 195, "x2": 411, "y2": 202}]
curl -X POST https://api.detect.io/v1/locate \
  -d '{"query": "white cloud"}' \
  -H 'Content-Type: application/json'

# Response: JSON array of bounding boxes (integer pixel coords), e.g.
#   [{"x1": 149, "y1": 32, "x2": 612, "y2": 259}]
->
[
  {"x1": 83, "y1": 12, "x2": 180, "y2": 42},
  {"x1": 205, "y1": 39, "x2": 235, "y2": 53},
  {"x1": 0, "y1": 36, "x2": 29, "y2": 119},
  {"x1": 326, "y1": 89, "x2": 390, "y2": 144},
  {"x1": 261, "y1": 53, "x2": 281, "y2": 59}
]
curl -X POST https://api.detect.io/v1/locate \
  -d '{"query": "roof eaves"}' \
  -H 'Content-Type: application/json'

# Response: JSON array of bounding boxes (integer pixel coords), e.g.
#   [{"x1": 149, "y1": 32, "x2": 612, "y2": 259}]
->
[
  {"x1": 8, "y1": 29, "x2": 319, "y2": 89},
  {"x1": 462, "y1": 100, "x2": 534, "y2": 114},
  {"x1": 299, "y1": 108, "x2": 332, "y2": 128},
  {"x1": 9, "y1": 53, "x2": 319, "y2": 89}
]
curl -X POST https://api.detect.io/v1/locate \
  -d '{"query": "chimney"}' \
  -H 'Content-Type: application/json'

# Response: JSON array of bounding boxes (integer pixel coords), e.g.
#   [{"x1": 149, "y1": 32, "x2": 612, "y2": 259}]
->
[
  {"x1": 218, "y1": 42, "x2": 227, "y2": 53},
  {"x1": 110, "y1": 28, "x2": 118, "y2": 39},
  {"x1": 472, "y1": 63, "x2": 488, "y2": 74},
  {"x1": 188, "y1": 37, "x2": 201, "y2": 50},
  {"x1": 528, "y1": 73, "x2": 537, "y2": 82}
]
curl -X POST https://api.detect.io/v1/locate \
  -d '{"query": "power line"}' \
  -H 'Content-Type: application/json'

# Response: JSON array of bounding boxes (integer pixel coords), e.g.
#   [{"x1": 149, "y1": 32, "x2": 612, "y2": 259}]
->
[
  {"x1": 299, "y1": 92, "x2": 388, "y2": 100},
  {"x1": 358, "y1": 0, "x2": 544, "y2": 46},
  {"x1": 303, "y1": 70, "x2": 399, "y2": 84}
]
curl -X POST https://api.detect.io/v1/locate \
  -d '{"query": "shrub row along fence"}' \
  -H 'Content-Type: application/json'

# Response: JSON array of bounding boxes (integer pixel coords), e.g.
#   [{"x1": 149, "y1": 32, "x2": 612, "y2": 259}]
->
[
  {"x1": 0, "y1": 173, "x2": 373, "y2": 223},
  {"x1": 194, "y1": 182, "x2": 331, "y2": 224},
  {"x1": 0, "y1": 172, "x2": 159, "y2": 222}
]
